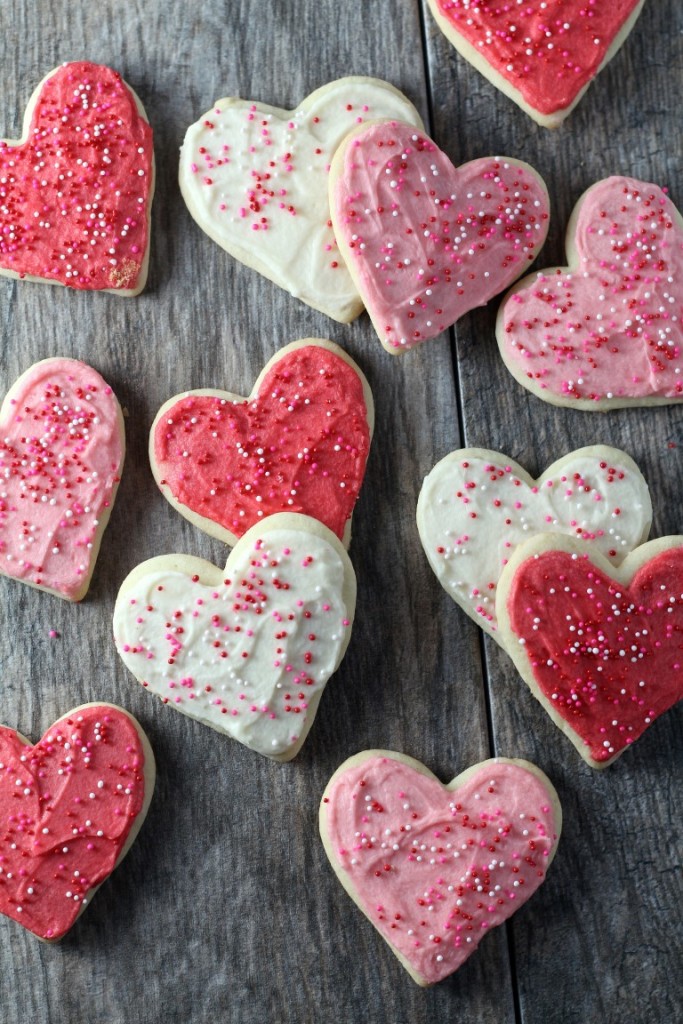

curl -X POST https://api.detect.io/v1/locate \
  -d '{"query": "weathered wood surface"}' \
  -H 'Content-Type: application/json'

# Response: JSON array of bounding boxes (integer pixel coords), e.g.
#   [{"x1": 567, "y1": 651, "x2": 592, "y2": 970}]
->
[{"x1": 0, "y1": 1, "x2": 680, "y2": 1022}]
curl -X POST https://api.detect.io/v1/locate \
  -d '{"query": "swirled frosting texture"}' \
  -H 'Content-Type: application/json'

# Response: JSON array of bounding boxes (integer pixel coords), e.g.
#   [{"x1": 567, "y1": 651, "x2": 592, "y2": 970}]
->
[{"x1": 323, "y1": 755, "x2": 559, "y2": 984}]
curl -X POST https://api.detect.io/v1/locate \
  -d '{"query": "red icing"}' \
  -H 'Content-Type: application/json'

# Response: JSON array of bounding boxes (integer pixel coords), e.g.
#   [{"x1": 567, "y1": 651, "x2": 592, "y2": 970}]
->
[
  {"x1": 506, "y1": 547, "x2": 683, "y2": 763},
  {"x1": 434, "y1": 0, "x2": 642, "y2": 116},
  {"x1": 0, "y1": 707, "x2": 147, "y2": 940},
  {"x1": 153, "y1": 345, "x2": 371, "y2": 541},
  {"x1": 0, "y1": 61, "x2": 153, "y2": 291}
]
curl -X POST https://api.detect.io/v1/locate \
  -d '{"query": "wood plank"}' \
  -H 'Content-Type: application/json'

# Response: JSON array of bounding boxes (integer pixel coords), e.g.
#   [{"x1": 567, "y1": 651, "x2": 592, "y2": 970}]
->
[
  {"x1": 0, "y1": 1, "x2": 505, "y2": 1023},
  {"x1": 421, "y1": 0, "x2": 683, "y2": 1021}
]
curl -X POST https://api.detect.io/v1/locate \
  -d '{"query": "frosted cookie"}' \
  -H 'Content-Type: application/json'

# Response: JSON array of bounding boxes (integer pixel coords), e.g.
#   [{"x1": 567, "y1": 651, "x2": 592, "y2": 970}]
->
[
  {"x1": 179, "y1": 78, "x2": 423, "y2": 321},
  {"x1": 0, "y1": 61, "x2": 154, "y2": 295},
  {"x1": 114, "y1": 513, "x2": 356, "y2": 761},
  {"x1": 417, "y1": 446, "x2": 652, "y2": 642},
  {"x1": 497, "y1": 176, "x2": 683, "y2": 409},
  {"x1": 320, "y1": 750, "x2": 561, "y2": 985},
  {"x1": 150, "y1": 339, "x2": 373, "y2": 549},
  {"x1": 426, "y1": 0, "x2": 646, "y2": 128},
  {"x1": 496, "y1": 534, "x2": 683, "y2": 768},
  {"x1": 0, "y1": 703, "x2": 155, "y2": 941},
  {"x1": 0, "y1": 357, "x2": 125, "y2": 601},
  {"x1": 329, "y1": 121, "x2": 549, "y2": 354}
]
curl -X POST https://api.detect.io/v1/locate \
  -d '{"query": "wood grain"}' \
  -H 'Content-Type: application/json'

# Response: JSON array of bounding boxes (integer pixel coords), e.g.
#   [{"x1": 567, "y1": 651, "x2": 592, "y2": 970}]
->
[{"x1": 0, "y1": 0, "x2": 680, "y2": 1022}]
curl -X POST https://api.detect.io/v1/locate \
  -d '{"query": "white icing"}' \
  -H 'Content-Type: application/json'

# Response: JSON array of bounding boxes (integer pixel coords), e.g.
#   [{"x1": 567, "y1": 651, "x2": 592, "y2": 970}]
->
[
  {"x1": 417, "y1": 448, "x2": 652, "y2": 640},
  {"x1": 179, "y1": 78, "x2": 423, "y2": 322},
  {"x1": 113, "y1": 525, "x2": 354, "y2": 758}
]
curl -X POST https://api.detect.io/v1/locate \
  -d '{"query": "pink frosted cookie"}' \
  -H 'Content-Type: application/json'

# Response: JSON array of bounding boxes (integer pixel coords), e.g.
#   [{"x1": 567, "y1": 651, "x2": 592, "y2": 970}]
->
[
  {"x1": 497, "y1": 176, "x2": 683, "y2": 409},
  {"x1": 150, "y1": 339, "x2": 374, "y2": 549},
  {"x1": 0, "y1": 703, "x2": 155, "y2": 941},
  {"x1": 320, "y1": 751, "x2": 561, "y2": 985},
  {"x1": 0, "y1": 61, "x2": 154, "y2": 295},
  {"x1": 179, "y1": 78, "x2": 423, "y2": 321},
  {"x1": 426, "y1": 0, "x2": 646, "y2": 128},
  {"x1": 114, "y1": 513, "x2": 356, "y2": 761},
  {"x1": 417, "y1": 446, "x2": 652, "y2": 642},
  {"x1": 497, "y1": 534, "x2": 683, "y2": 768},
  {"x1": 329, "y1": 121, "x2": 549, "y2": 354},
  {"x1": 0, "y1": 357, "x2": 125, "y2": 601}
]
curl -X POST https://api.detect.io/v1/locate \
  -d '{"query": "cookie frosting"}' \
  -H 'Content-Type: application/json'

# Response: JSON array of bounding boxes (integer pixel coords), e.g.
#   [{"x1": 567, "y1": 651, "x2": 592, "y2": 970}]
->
[
  {"x1": 151, "y1": 342, "x2": 372, "y2": 547},
  {"x1": 114, "y1": 517, "x2": 356, "y2": 760},
  {"x1": 429, "y1": 0, "x2": 644, "y2": 124},
  {"x1": 179, "y1": 78, "x2": 423, "y2": 321},
  {"x1": 500, "y1": 538, "x2": 683, "y2": 766},
  {"x1": 321, "y1": 754, "x2": 560, "y2": 985},
  {"x1": 0, "y1": 61, "x2": 154, "y2": 293},
  {"x1": 330, "y1": 122, "x2": 549, "y2": 352},
  {"x1": 498, "y1": 176, "x2": 683, "y2": 408},
  {"x1": 0, "y1": 706, "x2": 149, "y2": 940},
  {"x1": 417, "y1": 447, "x2": 651, "y2": 640},
  {"x1": 0, "y1": 358, "x2": 125, "y2": 600}
]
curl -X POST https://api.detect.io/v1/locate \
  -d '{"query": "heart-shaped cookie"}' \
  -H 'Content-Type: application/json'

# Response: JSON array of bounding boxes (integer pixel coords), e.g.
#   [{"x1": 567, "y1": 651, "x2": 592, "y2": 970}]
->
[
  {"x1": 179, "y1": 78, "x2": 423, "y2": 321},
  {"x1": 0, "y1": 61, "x2": 154, "y2": 295},
  {"x1": 113, "y1": 514, "x2": 356, "y2": 760},
  {"x1": 0, "y1": 357, "x2": 125, "y2": 600},
  {"x1": 0, "y1": 703, "x2": 154, "y2": 941},
  {"x1": 426, "y1": 0, "x2": 645, "y2": 128},
  {"x1": 497, "y1": 535, "x2": 683, "y2": 767},
  {"x1": 150, "y1": 339, "x2": 373, "y2": 548},
  {"x1": 417, "y1": 446, "x2": 652, "y2": 642},
  {"x1": 497, "y1": 176, "x2": 683, "y2": 409},
  {"x1": 329, "y1": 121, "x2": 549, "y2": 354},
  {"x1": 320, "y1": 751, "x2": 561, "y2": 985}
]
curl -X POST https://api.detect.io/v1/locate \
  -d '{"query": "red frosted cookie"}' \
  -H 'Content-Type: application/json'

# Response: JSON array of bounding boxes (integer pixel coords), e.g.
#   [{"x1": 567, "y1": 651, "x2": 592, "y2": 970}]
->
[
  {"x1": 497, "y1": 535, "x2": 683, "y2": 767},
  {"x1": 0, "y1": 357, "x2": 125, "y2": 600},
  {"x1": 150, "y1": 339, "x2": 374, "y2": 548},
  {"x1": 0, "y1": 703, "x2": 155, "y2": 940},
  {"x1": 114, "y1": 514, "x2": 356, "y2": 761},
  {"x1": 329, "y1": 121, "x2": 549, "y2": 354},
  {"x1": 497, "y1": 175, "x2": 683, "y2": 409},
  {"x1": 179, "y1": 77, "x2": 423, "y2": 322},
  {"x1": 426, "y1": 0, "x2": 646, "y2": 128},
  {"x1": 0, "y1": 61, "x2": 154, "y2": 295},
  {"x1": 320, "y1": 751, "x2": 561, "y2": 984}
]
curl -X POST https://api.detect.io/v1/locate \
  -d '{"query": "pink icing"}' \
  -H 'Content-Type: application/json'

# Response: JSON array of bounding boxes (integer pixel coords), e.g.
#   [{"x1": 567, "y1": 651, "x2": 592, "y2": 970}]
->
[
  {"x1": 433, "y1": 0, "x2": 642, "y2": 116},
  {"x1": 505, "y1": 546, "x2": 683, "y2": 764},
  {"x1": 331, "y1": 123, "x2": 549, "y2": 351},
  {"x1": 0, "y1": 706, "x2": 147, "y2": 940},
  {"x1": 153, "y1": 345, "x2": 371, "y2": 541},
  {"x1": 323, "y1": 756, "x2": 559, "y2": 984},
  {"x1": 499, "y1": 176, "x2": 683, "y2": 404},
  {"x1": 0, "y1": 61, "x2": 153, "y2": 291},
  {"x1": 0, "y1": 358, "x2": 124, "y2": 599}
]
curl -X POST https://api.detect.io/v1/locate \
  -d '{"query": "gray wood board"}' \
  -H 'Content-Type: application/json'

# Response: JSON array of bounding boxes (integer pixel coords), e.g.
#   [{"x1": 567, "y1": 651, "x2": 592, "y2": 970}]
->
[{"x1": 0, "y1": 1, "x2": 680, "y2": 1022}]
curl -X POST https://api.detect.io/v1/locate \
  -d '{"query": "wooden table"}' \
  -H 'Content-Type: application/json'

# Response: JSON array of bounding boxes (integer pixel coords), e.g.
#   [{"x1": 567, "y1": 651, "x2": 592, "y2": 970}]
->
[{"x1": 0, "y1": 2, "x2": 680, "y2": 1021}]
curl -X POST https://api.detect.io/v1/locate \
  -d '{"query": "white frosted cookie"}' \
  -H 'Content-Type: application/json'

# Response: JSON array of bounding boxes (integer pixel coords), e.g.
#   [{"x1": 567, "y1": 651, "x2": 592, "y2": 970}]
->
[
  {"x1": 496, "y1": 534, "x2": 683, "y2": 768},
  {"x1": 320, "y1": 750, "x2": 561, "y2": 984},
  {"x1": 425, "y1": 0, "x2": 646, "y2": 128},
  {"x1": 0, "y1": 61, "x2": 154, "y2": 295},
  {"x1": 0, "y1": 703, "x2": 155, "y2": 940},
  {"x1": 179, "y1": 78, "x2": 423, "y2": 321},
  {"x1": 150, "y1": 339, "x2": 374, "y2": 550},
  {"x1": 497, "y1": 175, "x2": 683, "y2": 409},
  {"x1": 0, "y1": 357, "x2": 125, "y2": 601},
  {"x1": 113, "y1": 513, "x2": 356, "y2": 761},
  {"x1": 417, "y1": 446, "x2": 652, "y2": 642}
]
